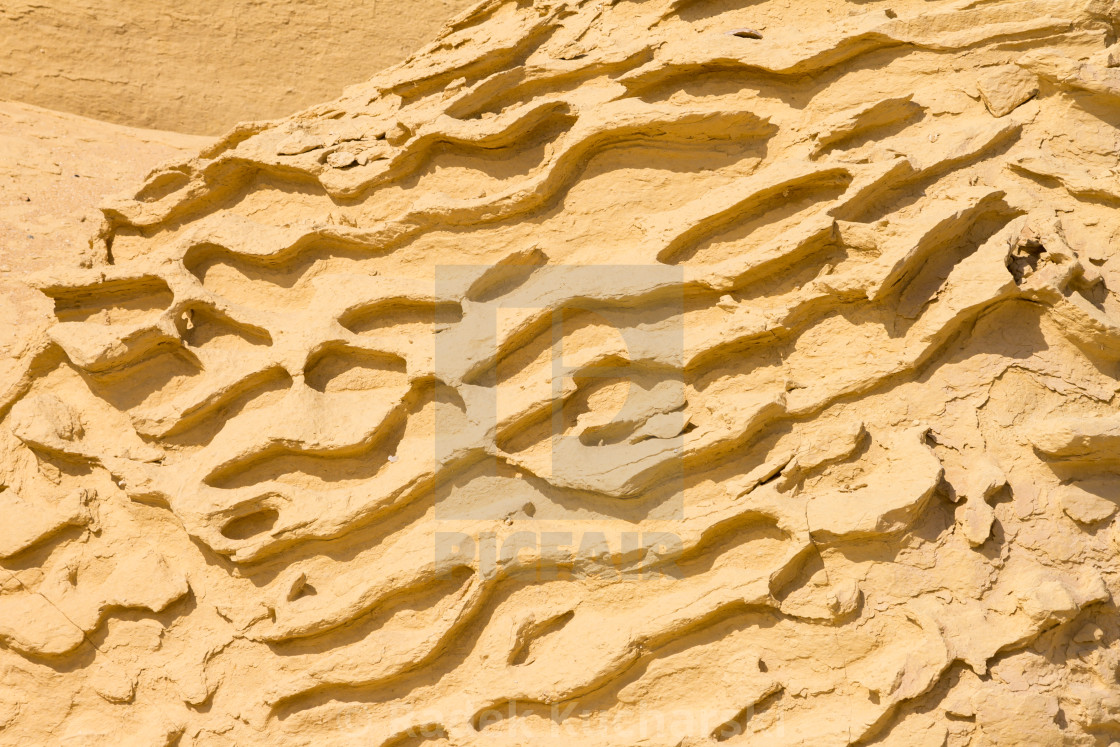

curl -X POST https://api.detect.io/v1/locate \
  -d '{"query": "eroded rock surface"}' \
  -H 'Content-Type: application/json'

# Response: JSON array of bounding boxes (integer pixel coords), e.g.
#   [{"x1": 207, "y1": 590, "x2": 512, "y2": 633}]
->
[{"x1": 3, "y1": 0, "x2": 1120, "y2": 744}]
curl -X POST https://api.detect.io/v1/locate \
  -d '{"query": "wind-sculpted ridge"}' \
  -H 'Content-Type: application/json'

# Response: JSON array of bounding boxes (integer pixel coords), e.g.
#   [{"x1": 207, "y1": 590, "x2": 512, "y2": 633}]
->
[{"x1": 4, "y1": 0, "x2": 1120, "y2": 744}]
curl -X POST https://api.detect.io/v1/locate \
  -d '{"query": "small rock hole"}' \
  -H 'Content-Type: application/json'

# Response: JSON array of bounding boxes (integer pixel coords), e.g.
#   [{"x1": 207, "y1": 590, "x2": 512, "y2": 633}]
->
[{"x1": 221, "y1": 509, "x2": 279, "y2": 540}]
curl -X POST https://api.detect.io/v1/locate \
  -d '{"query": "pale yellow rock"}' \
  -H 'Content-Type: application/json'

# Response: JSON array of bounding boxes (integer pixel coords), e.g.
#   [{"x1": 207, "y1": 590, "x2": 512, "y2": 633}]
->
[
  {"x1": 806, "y1": 426, "x2": 942, "y2": 541},
  {"x1": 2, "y1": 0, "x2": 1120, "y2": 745},
  {"x1": 0, "y1": 488, "x2": 90, "y2": 558},
  {"x1": 977, "y1": 64, "x2": 1039, "y2": 116},
  {"x1": 1058, "y1": 483, "x2": 1118, "y2": 524},
  {"x1": 8, "y1": 392, "x2": 83, "y2": 451},
  {"x1": 1026, "y1": 414, "x2": 1120, "y2": 461},
  {"x1": 959, "y1": 498, "x2": 997, "y2": 546},
  {"x1": 974, "y1": 689, "x2": 1064, "y2": 745},
  {"x1": 91, "y1": 666, "x2": 137, "y2": 704}
]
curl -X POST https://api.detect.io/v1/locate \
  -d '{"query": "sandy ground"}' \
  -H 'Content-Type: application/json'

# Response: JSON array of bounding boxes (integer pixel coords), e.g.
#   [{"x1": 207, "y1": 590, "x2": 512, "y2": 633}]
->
[{"x1": 0, "y1": 0, "x2": 477, "y2": 134}]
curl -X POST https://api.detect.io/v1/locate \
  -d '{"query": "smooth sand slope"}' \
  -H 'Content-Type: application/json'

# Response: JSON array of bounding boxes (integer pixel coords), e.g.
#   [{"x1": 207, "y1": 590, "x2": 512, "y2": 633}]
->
[{"x1": 0, "y1": 0, "x2": 477, "y2": 134}]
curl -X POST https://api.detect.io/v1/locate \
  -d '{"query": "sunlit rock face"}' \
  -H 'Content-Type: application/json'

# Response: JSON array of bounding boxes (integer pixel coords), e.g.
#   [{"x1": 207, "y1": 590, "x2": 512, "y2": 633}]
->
[{"x1": 4, "y1": 0, "x2": 1120, "y2": 744}]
